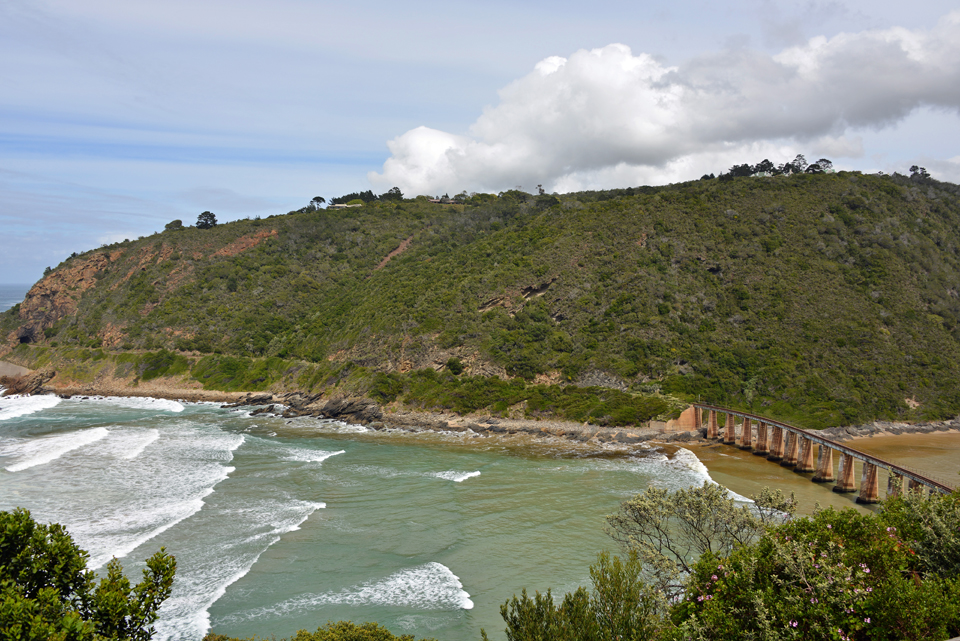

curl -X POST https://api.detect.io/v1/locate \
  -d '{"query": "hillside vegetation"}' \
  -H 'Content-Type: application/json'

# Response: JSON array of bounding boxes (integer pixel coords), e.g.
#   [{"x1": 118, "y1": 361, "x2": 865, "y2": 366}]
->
[{"x1": 4, "y1": 171, "x2": 960, "y2": 428}]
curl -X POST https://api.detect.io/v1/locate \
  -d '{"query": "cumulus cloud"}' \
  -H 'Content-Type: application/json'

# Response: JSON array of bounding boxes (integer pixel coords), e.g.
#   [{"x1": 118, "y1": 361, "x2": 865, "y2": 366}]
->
[{"x1": 370, "y1": 12, "x2": 960, "y2": 194}]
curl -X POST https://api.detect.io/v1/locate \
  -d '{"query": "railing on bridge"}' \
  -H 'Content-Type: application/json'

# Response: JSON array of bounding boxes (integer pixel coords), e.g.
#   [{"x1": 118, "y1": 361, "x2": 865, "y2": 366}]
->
[{"x1": 692, "y1": 404, "x2": 957, "y2": 503}]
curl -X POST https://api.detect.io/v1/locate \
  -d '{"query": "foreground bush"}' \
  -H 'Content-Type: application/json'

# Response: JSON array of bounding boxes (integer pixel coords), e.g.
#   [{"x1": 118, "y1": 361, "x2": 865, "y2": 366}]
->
[
  {"x1": 481, "y1": 552, "x2": 664, "y2": 641},
  {"x1": 671, "y1": 506, "x2": 960, "y2": 640},
  {"x1": 203, "y1": 620, "x2": 436, "y2": 641},
  {"x1": 0, "y1": 508, "x2": 176, "y2": 641},
  {"x1": 490, "y1": 487, "x2": 960, "y2": 641}
]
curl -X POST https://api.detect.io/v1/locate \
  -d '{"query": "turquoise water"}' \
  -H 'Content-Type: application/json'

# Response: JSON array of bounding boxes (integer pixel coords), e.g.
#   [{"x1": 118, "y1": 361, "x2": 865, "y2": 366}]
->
[{"x1": 0, "y1": 394, "x2": 720, "y2": 640}]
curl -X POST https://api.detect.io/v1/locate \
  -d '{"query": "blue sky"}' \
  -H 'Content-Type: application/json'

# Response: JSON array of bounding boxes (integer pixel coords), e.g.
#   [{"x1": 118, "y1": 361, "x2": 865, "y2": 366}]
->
[{"x1": 2, "y1": 0, "x2": 959, "y2": 284}]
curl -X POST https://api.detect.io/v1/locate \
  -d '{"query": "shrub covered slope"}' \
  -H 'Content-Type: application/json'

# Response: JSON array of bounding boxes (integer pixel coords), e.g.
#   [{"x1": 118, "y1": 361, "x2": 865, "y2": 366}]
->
[{"x1": 4, "y1": 172, "x2": 960, "y2": 427}]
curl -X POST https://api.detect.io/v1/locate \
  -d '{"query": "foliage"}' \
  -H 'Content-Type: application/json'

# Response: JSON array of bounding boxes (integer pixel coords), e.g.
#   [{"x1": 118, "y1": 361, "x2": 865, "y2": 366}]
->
[
  {"x1": 8, "y1": 170, "x2": 960, "y2": 427},
  {"x1": 203, "y1": 620, "x2": 435, "y2": 641},
  {"x1": 331, "y1": 190, "x2": 378, "y2": 205},
  {"x1": 197, "y1": 211, "x2": 217, "y2": 229},
  {"x1": 115, "y1": 349, "x2": 190, "y2": 381},
  {"x1": 481, "y1": 552, "x2": 664, "y2": 641},
  {"x1": 605, "y1": 483, "x2": 796, "y2": 598},
  {"x1": 164, "y1": 220, "x2": 183, "y2": 231},
  {"x1": 0, "y1": 508, "x2": 176, "y2": 641},
  {"x1": 879, "y1": 488, "x2": 960, "y2": 578},
  {"x1": 399, "y1": 369, "x2": 673, "y2": 424},
  {"x1": 498, "y1": 487, "x2": 960, "y2": 641},
  {"x1": 669, "y1": 502, "x2": 960, "y2": 640}
]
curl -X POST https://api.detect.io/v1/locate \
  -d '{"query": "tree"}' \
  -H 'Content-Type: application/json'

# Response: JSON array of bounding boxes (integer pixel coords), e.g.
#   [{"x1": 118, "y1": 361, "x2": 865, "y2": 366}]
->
[
  {"x1": 0, "y1": 508, "x2": 176, "y2": 641},
  {"x1": 754, "y1": 159, "x2": 776, "y2": 175},
  {"x1": 379, "y1": 187, "x2": 403, "y2": 202},
  {"x1": 481, "y1": 552, "x2": 664, "y2": 641},
  {"x1": 164, "y1": 220, "x2": 183, "y2": 231},
  {"x1": 604, "y1": 482, "x2": 795, "y2": 598},
  {"x1": 204, "y1": 620, "x2": 436, "y2": 641},
  {"x1": 910, "y1": 165, "x2": 931, "y2": 180},
  {"x1": 311, "y1": 196, "x2": 326, "y2": 209},
  {"x1": 196, "y1": 211, "x2": 217, "y2": 229}
]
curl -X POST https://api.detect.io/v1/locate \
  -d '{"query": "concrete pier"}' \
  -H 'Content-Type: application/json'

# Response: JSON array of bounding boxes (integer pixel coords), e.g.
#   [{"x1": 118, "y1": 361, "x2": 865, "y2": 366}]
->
[
  {"x1": 887, "y1": 472, "x2": 902, "y2": 498},
  {"x1": 794, "y1": 437, "x2": 816, "y2": 473},
  {"x1": 834, "y1": 453, "x2": 857, "y2": 493},
  {"x1": 767, "y1": 426, "x2": 784, "y2": 461},
  {"x1": 723, "y1": 414, "x2": 736, "y2": 445},
  {"x1": 857, "y1": 462, "x2": 880, "y2": 504},
  {"x1": 753, "y1": 422, "x2": 769, "y2": 456},
  {"x1": 781, "y1": 431, "x2": 799, "y2": 467},
  {"x1": 707, "y1": 410, "x2": 719, "y2": 439},
  {"x1": 738, "y1": 418, "x2": 753, "y2": 450},
  {"x1": 812, "y1": 445, "x2": 835, "y2": 483}
]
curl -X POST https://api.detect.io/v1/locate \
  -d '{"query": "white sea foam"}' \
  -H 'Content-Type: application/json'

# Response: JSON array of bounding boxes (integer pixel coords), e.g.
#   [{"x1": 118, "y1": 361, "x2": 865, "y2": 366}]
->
[
  {"x1": 92, "y1": 428, "x2": 161, "y2": 460},
  {"x1": 282, "y1": 448, "x2": 345, "y2": 464},
  {"x1": 4, "y1": 426, "x2": 109, "y2": 471},
  {"x1": 80, "y1": 395, "x2": 185, "y2": 413},
  {"x1": 432, "y1": 470, "x2": 481, "y2": 483},
  {"x1": 613, "y1": 447, "x2": 753, "y2": 502},
  {"x1": 87, "y1": 492, "x2": 214, "y2": 569},
  {"x1": 0, "y1": 393, "x2": 61, "y2": 421},
  {"x1": 153, "y1": 499, "x2": 325, "y2": 641},
  {"x1": 217, "y1": 562, "x2": 473, "y2": 626},
  {"x1": 70, "y1": 430, "x2": 246, "y2": 567}
]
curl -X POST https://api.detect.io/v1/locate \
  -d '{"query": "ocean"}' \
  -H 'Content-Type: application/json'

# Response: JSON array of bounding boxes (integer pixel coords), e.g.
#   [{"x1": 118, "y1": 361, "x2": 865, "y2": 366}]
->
[
  {"x1": 0, "y1": 393, "x2": 728, "y2": 641},
  {"x1": 0, "y1": 283, "x2": 30, "y2": 313}
]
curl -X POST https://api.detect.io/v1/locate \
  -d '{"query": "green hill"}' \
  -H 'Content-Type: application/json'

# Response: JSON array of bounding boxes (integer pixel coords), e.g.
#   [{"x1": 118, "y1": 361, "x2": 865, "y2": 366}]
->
[{"x1": 4, "y1": 171, "x2": 960, "y2": 428}]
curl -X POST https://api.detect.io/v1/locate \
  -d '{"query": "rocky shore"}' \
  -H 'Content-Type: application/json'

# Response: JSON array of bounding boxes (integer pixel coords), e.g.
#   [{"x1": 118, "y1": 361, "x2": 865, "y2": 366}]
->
[
  {"x1": 820, "y1": 417, "x2": 960, "y2": 441},
  {"x1": 5, "y1": 362, "x2": 957, "y2": 447},
  {"x1": 222, "y1": 391, "x2": 704, "y2": 445}
]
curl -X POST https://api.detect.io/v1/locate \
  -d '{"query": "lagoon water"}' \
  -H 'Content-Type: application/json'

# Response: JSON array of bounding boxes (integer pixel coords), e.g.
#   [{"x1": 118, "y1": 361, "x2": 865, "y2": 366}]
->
[{"x1": 0, "y1": 394, "x2": 727, "y2": 641}]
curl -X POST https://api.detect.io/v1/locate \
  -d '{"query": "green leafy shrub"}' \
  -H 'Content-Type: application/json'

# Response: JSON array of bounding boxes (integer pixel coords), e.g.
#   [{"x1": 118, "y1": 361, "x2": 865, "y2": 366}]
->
[
  {"x1": 0, "y1": 508, "x2": 176, "y2": 641},
  {"x1": 203, "y1": 620, "x2": 435, "y2": 641}
]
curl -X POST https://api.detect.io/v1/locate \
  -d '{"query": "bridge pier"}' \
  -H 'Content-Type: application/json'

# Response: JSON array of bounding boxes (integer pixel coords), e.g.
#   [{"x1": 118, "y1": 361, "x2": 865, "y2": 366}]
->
[
  {"x1": 834, "y1": 453, "x2": 857, "y2": 493},
  {"x1": 887, "y1": 473, "x2": 903, "y2": 498},
  {"x1": 781, "y1": 431, "x2": 799, "y2": 467},
  {"x1": 794, "y1": 437, "x2": 816, "y2": 473},
  {"x1": 856, "y1": 463, "x2": 880, "y2": 504},
  {"x1": 812, "y1": 445, "x2": 835, "y2": 483},
  {"x1": 738, "y1": 418, "x2": 753, "y2": 450},
  {"x1": 908, "y1": 478, "x2": 925, "y2": 494},
  {"x1": 723, "y1": 414, "x2": 736, "y2": 445},
  {"x1": 753, "y1": 422, "x2": 769, "y2": 456},
  {"x1": 706, "y1": 410, "x2": 718, "y2": 439},
  {"x1": 767, "y1": 426, "x2": 784, "y2": 461}
]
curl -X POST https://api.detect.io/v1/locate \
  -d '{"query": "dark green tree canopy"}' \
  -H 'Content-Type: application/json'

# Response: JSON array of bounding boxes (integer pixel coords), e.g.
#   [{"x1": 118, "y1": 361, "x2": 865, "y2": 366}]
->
[{"x1": 196, "y1": 211, "x2": 217, "y2": 229}]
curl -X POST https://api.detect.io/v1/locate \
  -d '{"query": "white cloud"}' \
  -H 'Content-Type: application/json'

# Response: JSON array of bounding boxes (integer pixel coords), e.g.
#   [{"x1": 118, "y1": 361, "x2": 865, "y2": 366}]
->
[{"x1": 370, "y1": 12, "x2": 960, "y2": 195}]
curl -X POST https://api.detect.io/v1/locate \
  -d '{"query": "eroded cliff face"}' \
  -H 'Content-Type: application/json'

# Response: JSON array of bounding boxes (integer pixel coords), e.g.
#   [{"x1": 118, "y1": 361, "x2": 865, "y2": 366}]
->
[{"x1": 6, "y1": 251, "x2": 121, "y2": 348}]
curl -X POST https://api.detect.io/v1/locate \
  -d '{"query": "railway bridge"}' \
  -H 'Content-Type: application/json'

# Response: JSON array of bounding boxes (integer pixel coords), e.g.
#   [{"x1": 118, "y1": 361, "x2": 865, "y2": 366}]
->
[{"x1": 693, "y1": 404, "x2": 957, "y2": 503}]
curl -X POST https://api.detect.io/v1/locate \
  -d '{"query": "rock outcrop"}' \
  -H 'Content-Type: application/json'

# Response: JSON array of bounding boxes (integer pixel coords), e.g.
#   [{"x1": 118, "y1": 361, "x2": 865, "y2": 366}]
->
[
  {"x1": 0, "y1": 369, "x2": 56, "y2": 396},
  {"x1": 7, "y1": 252, "x2": 119, "y2": 347},
  {"x1": 219, "y1": 392, "x2": 702, "y2": 445}
]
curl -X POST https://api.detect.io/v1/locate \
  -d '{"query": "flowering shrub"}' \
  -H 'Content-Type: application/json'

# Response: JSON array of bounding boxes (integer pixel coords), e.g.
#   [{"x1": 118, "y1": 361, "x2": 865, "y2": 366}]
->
[{"x1": 669, "y1": 507, "x2": 960, "y2": 640}]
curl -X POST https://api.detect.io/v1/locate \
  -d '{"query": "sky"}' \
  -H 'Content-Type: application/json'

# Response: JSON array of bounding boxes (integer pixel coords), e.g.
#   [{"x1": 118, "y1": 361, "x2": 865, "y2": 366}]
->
[{"x1": 2, "y1": 0, "x2": 959, "y2": 285}]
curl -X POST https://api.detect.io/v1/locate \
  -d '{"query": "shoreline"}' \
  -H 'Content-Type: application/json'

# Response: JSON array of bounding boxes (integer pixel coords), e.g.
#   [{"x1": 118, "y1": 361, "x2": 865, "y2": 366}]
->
[{"x1": 4, "y1": 359, "x2": 959, "y2": 454}]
